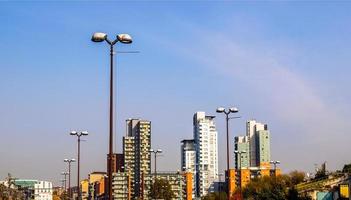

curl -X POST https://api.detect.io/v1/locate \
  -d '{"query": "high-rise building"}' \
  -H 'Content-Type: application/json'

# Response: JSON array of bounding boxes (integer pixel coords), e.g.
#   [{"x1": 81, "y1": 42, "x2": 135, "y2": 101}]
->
[
  {"x1": 193, "y1": 112, "x2": 218, "y2": 197},
  {"x1": 181, "y1": 139, "x2": 196, "y2": 198},
  {"x1": 246, "y1": 120, "x2": 267, "y2": 167},
  {"x1": 234, "y1": 136, "x2": 250, "y2": 169},
  {"x1": 257, "y1": 130, "x2": 270, "y2": 168},
  {"x1": 123, "y1": 118, "x2": 151, "y2": 199}
]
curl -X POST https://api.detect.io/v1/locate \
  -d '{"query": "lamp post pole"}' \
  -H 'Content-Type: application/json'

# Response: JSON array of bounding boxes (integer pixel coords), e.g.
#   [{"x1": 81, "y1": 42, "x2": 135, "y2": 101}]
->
[
  {"x1": 61, "y1": 172, "x2": 69, "y2": 191},
  {"x1": 270, "y1": 160, "x2": 281, "y2": 170},
  {"x1": 216, "y1": 107, "x2": 239, "y2": 200},
  {"x1": 70, "y1": 131, "x2": 88, "y2": 200},
  {"x1": 64, "y1": 159, "x2": 76, "y2": 199},
  {"x1": 150, "y1": 149, "x2": 162, "y2": 181},
  {"x1": 92, "y1": 32, "x2": 132, "y2": 200}
]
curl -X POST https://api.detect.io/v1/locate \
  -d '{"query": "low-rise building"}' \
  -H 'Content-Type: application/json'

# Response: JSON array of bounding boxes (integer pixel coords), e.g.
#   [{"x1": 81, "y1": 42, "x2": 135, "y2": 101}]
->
[
  {"x1": 112, "y1": 172, "x2": 130, "y2": 200},
  {"x1": 144, "y1": 171, "x2": 193, "y2": 200}
]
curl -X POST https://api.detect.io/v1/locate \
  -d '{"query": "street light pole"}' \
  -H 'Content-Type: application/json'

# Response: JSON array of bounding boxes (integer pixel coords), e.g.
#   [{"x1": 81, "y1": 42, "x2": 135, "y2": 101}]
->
[
  {"x1": 270, "y1": 160, "x2": 281, "y2": 170},
  {"x1": 64, "y1": 159, "x2": 76, "y2": 199},
  {"x1": 61, "y1": 172, "x2": 69, "y2": 191},
  {"x1": 92, "y1": 32, "x2": 132, "y2": 200},
  {"x1": 216, "y1": 107, "x2": 239, "y2": 200},
  {"x1": 149, "y1": 149, "x2": 162, "y2": 181},
  {"x1": 70, "y1": 131, "x2": 88, "y2": 200}
]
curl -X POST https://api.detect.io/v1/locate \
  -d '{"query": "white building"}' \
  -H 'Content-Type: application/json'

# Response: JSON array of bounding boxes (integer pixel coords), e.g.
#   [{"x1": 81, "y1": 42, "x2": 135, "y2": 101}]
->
[
  {"x1": 181, "y1": 139, "x2": 196, "y2": 198},
  {"x1": 34, "y1": 181, "x2": 53, "y2": 200},
  {"x1": 193, "y1": 112, "x2": 218, "y2": 197}
]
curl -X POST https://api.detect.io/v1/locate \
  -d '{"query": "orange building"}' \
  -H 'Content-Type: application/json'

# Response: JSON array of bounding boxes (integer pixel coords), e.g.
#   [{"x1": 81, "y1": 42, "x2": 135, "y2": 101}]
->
[
  {"x1": 240, "y1": 169, "x2": 251, "y2": 188},
  {"x1": 184, "y1": 172, "x2": 193, "y2": 200},
  {"x1": 227, "y1": 169, "x2": 237, "y2": 198},
  {"x1": 260, "y1": 168, "x2": 270, "y2": 177}
]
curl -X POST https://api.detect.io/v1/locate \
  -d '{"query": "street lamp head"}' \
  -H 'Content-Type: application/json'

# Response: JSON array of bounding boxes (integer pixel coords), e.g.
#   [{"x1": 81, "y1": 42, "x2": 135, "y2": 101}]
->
[
  {"x1": 91, "y1": 32, "x2": 107, "y2": 42},
  {"x1": 157, "y1": 149, "x2": 162, "y2": 153},
  {"x1": 234, "y1": 150, "x2": 239, "y2": 154},
  {"x1": 149, "y1": 149, "x2": 154, "y2": 153},
  {"x1": 64, "y1": 159, "x2": 69, "y2": 162},
  {"x1": 216, "y1": 107, "x2": 225, "y2": 113},
  {"x1": 70, "y1": 131, "x2": 77, "y2": 136},
  {"x1": 81, "y1": 131, "x2": 89, "y2": 136},
  {"x1": 117, "y1": 34, "x2": 132, "y2": 44},
  {"x1": 241, "y1": 150, "x2": 247, "y2": 153},
  {"x1": 229, "y1": 107, "x2": 239, "y2": 113},
  {"x1": 276, "y1": 161, "x2": 281, "y2": 164},
  {"x1": 71, "y1": 159, "x2": 76, "y2": 162}
]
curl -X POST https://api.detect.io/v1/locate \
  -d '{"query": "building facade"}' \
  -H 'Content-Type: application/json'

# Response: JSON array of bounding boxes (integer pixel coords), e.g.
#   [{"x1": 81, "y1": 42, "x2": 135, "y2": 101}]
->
[
  {"x1": 239, "y1": 120, "x2": 270, "y2": 168},
  {"x1": 112, "y1": 172, "x2": 130, "y2": 200},
  {"x1": 34, "y1": 181, "x2": 53, "y2": 200},
  {"x1": 193, "y1": 112, "x2": 218, "y2": 197},
  {"x1": 181, "y1": 139, "x2": 196, "y2": 198},
  {"x1": 234, "y1": 136, "x2": 250, "y2": 169},
  {"x1": 257, "y1": 130, "x2": 270, "y2": 168},
  {"x1": 246, "y1": 120, "x2": 267, "y2": 167},
  {"x1": 123, "y1": 118, "x2": 152, "y2": 199},
  {"x1": 144, "y1": 171, "x2": 192, "y2": 200}
]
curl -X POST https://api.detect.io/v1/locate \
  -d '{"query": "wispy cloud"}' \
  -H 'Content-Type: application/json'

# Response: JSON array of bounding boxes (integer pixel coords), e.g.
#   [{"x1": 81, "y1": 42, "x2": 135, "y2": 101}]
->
[{"x1": 158, "y1": 22, "x2": 351, "y2": 172}]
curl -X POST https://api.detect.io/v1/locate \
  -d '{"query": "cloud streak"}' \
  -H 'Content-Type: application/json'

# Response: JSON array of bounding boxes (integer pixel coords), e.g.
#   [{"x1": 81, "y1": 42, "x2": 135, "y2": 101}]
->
[{"x1": 159, "y1": 23, "x2": 351, "y2": 172}]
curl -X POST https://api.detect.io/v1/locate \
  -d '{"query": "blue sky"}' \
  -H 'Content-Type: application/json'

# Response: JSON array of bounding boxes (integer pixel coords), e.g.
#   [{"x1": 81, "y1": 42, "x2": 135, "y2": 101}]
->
[{"x1": 1, "y1": 1, "x2": 351, "y2": 186}]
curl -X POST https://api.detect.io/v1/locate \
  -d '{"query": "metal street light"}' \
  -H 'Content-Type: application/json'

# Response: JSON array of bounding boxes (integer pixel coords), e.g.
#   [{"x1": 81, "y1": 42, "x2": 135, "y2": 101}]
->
[
  {"x1": 234, "y1": 150, "x2": 247, "y2": 170},
  {"x1": 64, "y1": 159, "x2": 75, "y2": 199},
  {"x1": 92, "y1": 32, "x2": 132, "y2": 200},
  {"x1": 70, "y1": 131, "x2": 88, "y2": 200},
  {"x1": 61, "y1": 172, "x2": 69, "y2": 191},
  {"x1": 216, "y1": 106, "x2": 239, "y2": 200},
  {"x1": 270, "y1": 160, "x2": 281, "y2": 170},
  {"x1": 149, "y1": 149, "x2": 162, "y2": 180}
]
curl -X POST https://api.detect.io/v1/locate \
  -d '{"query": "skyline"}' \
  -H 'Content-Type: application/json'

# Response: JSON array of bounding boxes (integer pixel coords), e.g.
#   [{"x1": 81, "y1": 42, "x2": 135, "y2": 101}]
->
[{"x1": 1, "y1": 1, "x2": 351, "y2": 187}]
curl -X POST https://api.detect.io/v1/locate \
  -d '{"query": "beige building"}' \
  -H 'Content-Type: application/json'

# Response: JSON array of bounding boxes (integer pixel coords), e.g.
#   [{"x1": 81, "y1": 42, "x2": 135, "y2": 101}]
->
[
  {"x1": 123, "y1": 118, "x2": 151, "y2": 199},
  {"x1": 112, "y1": 172, "x2": 130, "y2": 200}
]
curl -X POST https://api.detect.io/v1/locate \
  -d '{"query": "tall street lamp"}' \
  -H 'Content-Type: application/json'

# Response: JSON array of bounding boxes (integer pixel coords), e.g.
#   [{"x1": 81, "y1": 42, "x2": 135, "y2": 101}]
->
[
  {"x1": 216, "y1": 107, "x2": 239, "y2": 200},
  {"x1": 64, "y1": 158, "x2": 76, "y2": 199},
  {"x1": 149, "y1": 149, "x2": 162, "y2": 180},
  {"x1": 61, "y1": 172, "x2": 69, "y2": 191},
  {"x1": 70, "y1": 131, "x2": 88, "y2": 200},
  {"x1": 270, "y1": 160, "x2": 281, "y2": 170},
  {"x1": 234, "y1": 150, "x2": 247, "y2": 170},
  {"x1": 91, "y1": 32, "x2": 132, "y2": 200}
]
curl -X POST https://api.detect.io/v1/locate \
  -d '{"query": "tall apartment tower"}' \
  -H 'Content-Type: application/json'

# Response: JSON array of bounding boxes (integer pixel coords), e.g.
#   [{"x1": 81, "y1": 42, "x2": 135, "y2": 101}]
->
[
  {"x1": 246, "y1": 120, "x2": 270, "y2": 168},
  {"x1": 193, "y1": 112, "x2": 218, "y2": 197},
  {"x1": 181, "y1": 139, "x2": 196, "y2": 198},
  {"x1": 123, "y1": 118, "x2": 151, "y2": 199},
  {"x1": 246, "y1": 120, "x2": 266, "y2": 167},
  {"x1": 257, "y1": 130, "x2": 270, "y2": 168},
  {"x1": 234, "y1": 136, "x2": 250, "y2": 169}
]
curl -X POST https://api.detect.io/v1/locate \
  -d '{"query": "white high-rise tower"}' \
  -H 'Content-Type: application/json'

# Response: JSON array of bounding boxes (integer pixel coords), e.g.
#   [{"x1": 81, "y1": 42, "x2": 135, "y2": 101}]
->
[{"x1": 193, "y1": 112, "x2": 218, "y2": 197}]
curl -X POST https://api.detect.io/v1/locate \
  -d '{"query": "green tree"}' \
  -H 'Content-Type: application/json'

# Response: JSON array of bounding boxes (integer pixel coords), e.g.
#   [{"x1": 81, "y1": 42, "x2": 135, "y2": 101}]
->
[
  {"x1": 289, "y1": 171, "x2": 305, "y2": 185},
  {"x1": 242, "y1": 174, "x2": 311, "y2": 200},
  {"x1": 149, "y1": 178, "x2": 175, "y2": 200},
  {"x1": 342, "y1": 163, "x2": 351, "y2": 173}
]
